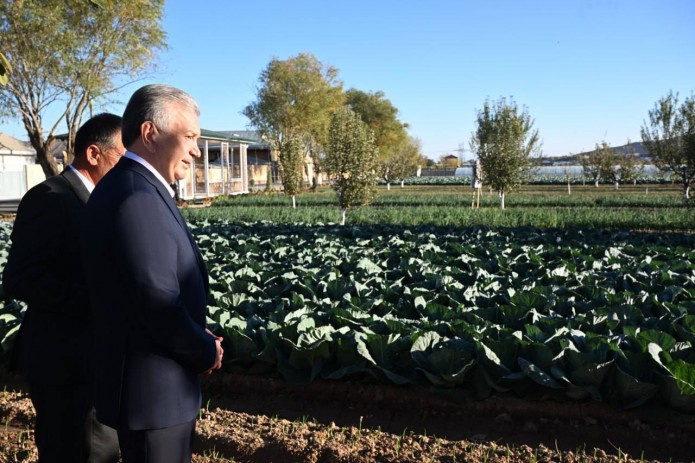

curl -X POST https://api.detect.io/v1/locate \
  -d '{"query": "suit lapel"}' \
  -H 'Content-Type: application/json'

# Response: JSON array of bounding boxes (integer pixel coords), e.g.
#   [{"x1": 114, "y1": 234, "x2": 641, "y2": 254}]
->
[{"x1": 61, "y1": 167, "x2": 91, "y2": 204}]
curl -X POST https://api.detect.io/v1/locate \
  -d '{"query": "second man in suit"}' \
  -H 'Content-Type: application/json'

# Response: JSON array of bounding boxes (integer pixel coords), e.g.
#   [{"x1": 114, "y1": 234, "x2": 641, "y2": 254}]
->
[{"x1": 3, "y1": 113, "x2": 124, "y2": 463}]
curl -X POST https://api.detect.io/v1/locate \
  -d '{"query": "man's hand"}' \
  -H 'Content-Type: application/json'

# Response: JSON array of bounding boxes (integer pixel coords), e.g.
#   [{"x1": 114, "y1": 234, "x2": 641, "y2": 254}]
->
[{"x1": 204, "y1": 328, "x2": 224, "y2": 375}]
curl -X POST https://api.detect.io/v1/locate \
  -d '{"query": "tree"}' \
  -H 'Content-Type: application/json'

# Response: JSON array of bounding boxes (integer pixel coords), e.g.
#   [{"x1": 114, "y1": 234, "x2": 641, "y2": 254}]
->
[
  {"x1": 641, "y1": 91, "x2": 695, "y2": 199},
  {"x1": 0, "y1": 53, "x2": 10, "y2": 86},
  {"x1": 243, "y1": 53, "x2": 344, "y2": 194},
  {"x1": 0, "y1": 0, "x2": 166, "y2": 178},
  {"x1": 345, "y1": 89, "x2": 408, "y2": 188},
  {"x1": 325, "y1": 107, "x2": 379, "y2": 225},
  {"x1": 580, "y1": 141, "x2": 614, "y2": 187},
  {"x1": 562, "y1": 164, "x2": 572, "y2": 196},
  {"x1": 609, "y1": 149, "x2": 644, "y2": 188},
  {"x1": 469, "y1": 97, "x2": 541, "y2": 208},
  {"x1": 279, "y1": 137, "x2": 305, "y2": 208},
  {"x1": 390, "y1": 137, "x2": 426, "y2": 188}
]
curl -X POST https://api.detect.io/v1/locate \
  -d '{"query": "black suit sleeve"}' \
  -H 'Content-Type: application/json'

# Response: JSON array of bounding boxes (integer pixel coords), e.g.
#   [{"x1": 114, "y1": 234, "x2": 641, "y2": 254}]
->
[
  {"x1": 113, "y1": 191, "x2": 216, "y2": 373},
  {"x1": 2, "y1": 183, "x2": 88, "y2": 318}
]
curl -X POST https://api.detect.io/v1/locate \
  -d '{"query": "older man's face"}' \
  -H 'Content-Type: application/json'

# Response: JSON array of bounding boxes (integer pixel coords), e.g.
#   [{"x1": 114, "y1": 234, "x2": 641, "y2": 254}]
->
[{"x1": 151, "y1": 103, "x2": 201, "y2": 183}]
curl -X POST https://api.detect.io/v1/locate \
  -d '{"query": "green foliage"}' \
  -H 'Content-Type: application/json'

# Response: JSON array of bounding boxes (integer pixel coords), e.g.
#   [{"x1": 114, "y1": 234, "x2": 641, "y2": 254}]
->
[
  {"x1": 641, "y1": 90, "x2": 695, "y2": 198},
  {"x1": 189, "y1": 184, "x2": 694, "y2": 231},
  {"x1": 265, "y1": 167, "x2": 274, "y2": 192},
  {"x1": 279, "y1": 137, "x2": 305, "y2": 200},
  {"x1": 0, "y1": 0, "x2": 166, "y2": 177},
  {"x1": 469, "y1": 97, "x2": 541, "y2": 207},
  {"x1": 0, "y1": 53, "x2": 10, "y2": 86},
  {"x1": 0, "y1": 223, "x2": 23, "y2": 357},
  {"x1": 193, "y1": 221, "x2": 694, "y2": 409},
  {"x1": 388, "y1": 137, "x2": 425, "y2": 183},
  {"x1": 325, "y1": 107, "x2": 379, "y2": 223},
  {"x1": 345, "y1": 89, "x2": 410, "y2": 182},
  {"x1": 243, "y1": 53, "x2": 344, "y2": 184},
  {"x1": 613, "y1": 151, "x2": 644, "y2": 185},
  {"x1": 580, "y1": 141, "x2": 614, "y2": 186}
]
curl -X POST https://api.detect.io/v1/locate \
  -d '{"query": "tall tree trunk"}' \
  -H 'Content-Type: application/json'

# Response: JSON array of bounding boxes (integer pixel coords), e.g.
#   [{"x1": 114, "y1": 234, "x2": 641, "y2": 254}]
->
[
  {"x1": 500, "y1": 191, "x2": 506, "y2": 209},
  {"x1": 567, "y1": 179, "x2": 571, "y2": 196},
  {"x1": 23, "y1": 119, "x2": 60, "y2": 178},
  {"x1": 35, "y1": 142, "x2": 61, "y2": 178},
  {"x1": 340, "y1": 208, "x2": 346, "y2": 225},
  {"x1": 292, "y1": 195, "x2": 296, "y2": 208},
  {"x1": 387, "y1": 182, "x2": 391, "y2": 190}
]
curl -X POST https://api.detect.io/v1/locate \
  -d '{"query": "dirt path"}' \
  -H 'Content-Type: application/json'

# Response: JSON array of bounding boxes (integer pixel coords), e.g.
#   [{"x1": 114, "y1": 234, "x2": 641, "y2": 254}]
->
[{"x1": 2, "y1": 371, "x2": 694, "y2": 463}]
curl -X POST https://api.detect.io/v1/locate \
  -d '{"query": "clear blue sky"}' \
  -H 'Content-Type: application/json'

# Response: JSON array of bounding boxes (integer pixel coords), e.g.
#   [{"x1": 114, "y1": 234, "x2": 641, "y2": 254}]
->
[{"x1": 2, "y1": 0, "x2": 694, "y2": 160}]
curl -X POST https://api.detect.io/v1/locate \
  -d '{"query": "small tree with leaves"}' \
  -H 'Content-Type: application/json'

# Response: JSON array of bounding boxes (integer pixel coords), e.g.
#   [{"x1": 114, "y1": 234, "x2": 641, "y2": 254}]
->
[
  {"x1": 580, "y1": 141, "x2": 613, "y2": 187},
  {"x1": 279, "y1": 137, "x2": 305, "y2": 208},
  {"x1": 469, "y1": 97, "x2": 541, "y2": 208},
  {"x1": 641, "y1": 91, "x2": 695, "y2": 199},
  {"x1": 346, "y1": 89, "x2": 409, "y2": 190},
  {"x1": 610, "y1": 152, "x2": 644, "y2": 188},
  {"x1": 325, "y1": 107, "x2": 379, "y2": 225},
  {"x1": 390, "y1": 137, "x2": 425, "y2": 188}
]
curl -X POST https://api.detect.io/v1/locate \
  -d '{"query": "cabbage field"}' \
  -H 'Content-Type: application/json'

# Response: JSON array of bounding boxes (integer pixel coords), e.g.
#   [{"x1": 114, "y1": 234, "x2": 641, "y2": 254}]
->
[
  {"x1": 1, "y1": 184, "x2": 694, "y2": 415},
  {"x1": 196, "y1": 221, "x2": 695, "y2": 411}
]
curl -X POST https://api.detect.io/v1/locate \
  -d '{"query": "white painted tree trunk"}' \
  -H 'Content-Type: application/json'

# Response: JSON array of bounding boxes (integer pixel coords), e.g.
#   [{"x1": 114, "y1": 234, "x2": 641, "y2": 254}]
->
[
  {"x1": 387, "y1": 182, "x2": 391, "y2": 190},
  {"x1": 292, "y1": 195, "x2": 296, "y2": 208},
  {"x1": 500, "y1": 191, "x2": 506, "y2": 209},
  {"x1": 614, "y1": 181, "x2": 619, "y2": 190},
  {"x1": 567, "y1": 180, "x2": 571, "y2": 196},
  {"x1": 594, "y1": 179, "x2": 600, "y2": 188},
  {"x1": 400, "y1": 180, "x2": 405, "y2": 188},
  {"x1": 340, "y1": 208, "x2": 347, "y2": 225},
  {"x1": 685, "y1": 185, "x2": 691, "y2": 200}
]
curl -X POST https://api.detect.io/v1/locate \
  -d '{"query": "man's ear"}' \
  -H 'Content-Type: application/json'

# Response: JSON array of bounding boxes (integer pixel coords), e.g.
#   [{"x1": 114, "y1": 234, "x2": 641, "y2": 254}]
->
[
  {"x1": 84, "y1": 144, "x2": 101, "y2": 166},
  {"x1": 141, "y1": 121, "x2": 158, "y2": 153}
]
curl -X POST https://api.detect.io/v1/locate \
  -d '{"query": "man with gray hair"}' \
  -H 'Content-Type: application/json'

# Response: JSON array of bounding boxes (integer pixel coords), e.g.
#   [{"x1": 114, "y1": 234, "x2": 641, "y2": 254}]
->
[{"x1": 81, "y1": 84, "x2": 223, "y2": 463}]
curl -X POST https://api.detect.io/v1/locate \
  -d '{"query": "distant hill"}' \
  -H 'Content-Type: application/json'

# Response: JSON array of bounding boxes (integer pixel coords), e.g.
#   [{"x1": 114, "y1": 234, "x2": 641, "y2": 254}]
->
[{"x1": 544, "y1": 141, "x2": 651, "y2": 165}]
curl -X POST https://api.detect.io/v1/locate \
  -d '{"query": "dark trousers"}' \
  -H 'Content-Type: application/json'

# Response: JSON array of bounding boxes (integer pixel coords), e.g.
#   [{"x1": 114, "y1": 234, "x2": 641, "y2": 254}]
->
[
  {"x1": 29, "y1": 382, "x2": 120, "y2": 463},
  {"x1": 118, "y1": 419, "x2": 196, "y2": 463}
]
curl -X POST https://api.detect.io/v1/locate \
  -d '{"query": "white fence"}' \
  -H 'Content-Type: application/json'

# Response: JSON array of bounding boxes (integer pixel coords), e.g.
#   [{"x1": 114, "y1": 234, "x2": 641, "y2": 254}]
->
[
  {"x1": 0, "y1": 171, "x2": 25, "y2": 200},
  {"x1": 0, "y1": 165, "x2": 45, "y2": 200}
]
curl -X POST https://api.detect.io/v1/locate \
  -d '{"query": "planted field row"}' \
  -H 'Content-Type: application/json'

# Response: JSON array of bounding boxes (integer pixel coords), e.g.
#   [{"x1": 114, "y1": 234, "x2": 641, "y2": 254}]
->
[
  {"x1": 191, "y1": 220, "x2": 695, "y2": 411},
  {"x1": 394, "y1": 174, "x2": 675, "y2": 185},
  {"x1": 193, "y1": 185, "x2": 694, "y2": 231}
]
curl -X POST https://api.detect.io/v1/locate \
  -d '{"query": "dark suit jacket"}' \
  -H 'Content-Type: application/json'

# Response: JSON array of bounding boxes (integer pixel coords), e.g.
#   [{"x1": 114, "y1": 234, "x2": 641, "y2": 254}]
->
[
  {"x1": 3, "y1": 168, "x2": 93, "y2": 385},
  {"x1": 82, "y1": 156, "x2": 216, "y2": 430}
]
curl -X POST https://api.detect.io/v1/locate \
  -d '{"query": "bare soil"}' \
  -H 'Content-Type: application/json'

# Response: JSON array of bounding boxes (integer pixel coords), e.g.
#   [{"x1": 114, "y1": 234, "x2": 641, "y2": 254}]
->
[{"x1": 2, "y1": 370, "x2": 694, "y2": 463}]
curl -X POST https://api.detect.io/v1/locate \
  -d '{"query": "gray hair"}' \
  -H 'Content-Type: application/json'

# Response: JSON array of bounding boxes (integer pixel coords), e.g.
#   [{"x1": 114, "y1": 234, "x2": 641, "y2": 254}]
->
[{"x1": 121, "y1": 84, "x2": 200, "y2": 148}]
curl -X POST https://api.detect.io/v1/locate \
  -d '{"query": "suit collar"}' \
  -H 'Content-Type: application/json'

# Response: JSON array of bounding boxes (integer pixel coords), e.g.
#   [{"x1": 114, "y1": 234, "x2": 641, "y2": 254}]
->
[
  {"x1": 61, "y1": 167, "x2": 91, "y2": 204},
  {"x1": 116, "y1": 156, "x2": 187, "y2": 232},
  {"x1": 117, "y1": 156, "x2": 174, "y2": 199},
  {"x1": 123, "y1": 151, "x2": 175, "y2": 198}
]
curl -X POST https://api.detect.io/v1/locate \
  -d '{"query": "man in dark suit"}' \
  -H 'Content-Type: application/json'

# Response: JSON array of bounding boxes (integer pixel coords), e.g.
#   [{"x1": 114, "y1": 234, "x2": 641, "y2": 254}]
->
[
  {"x1": 3, "y1": 113, "x2": 124, "y2": 463},
  {"x1": 81, "y1": 84, "x2": 223, "y2": 463}
]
